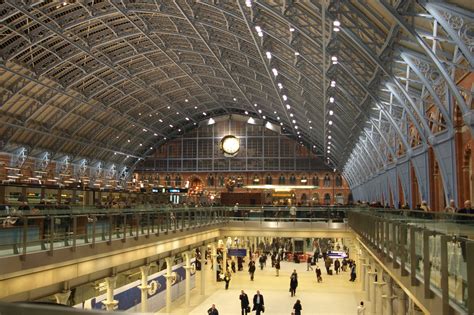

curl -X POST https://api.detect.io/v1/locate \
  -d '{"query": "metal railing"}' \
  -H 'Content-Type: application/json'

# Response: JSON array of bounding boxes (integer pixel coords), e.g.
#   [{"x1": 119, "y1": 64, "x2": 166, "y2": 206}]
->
[{"x1": 348, "y1": 210, "x2": 474, "y2": 315}]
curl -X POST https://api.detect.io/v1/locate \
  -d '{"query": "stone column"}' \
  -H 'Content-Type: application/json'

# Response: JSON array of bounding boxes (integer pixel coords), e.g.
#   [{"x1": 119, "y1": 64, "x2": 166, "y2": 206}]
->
[
  {"x1": 375, "y1": 269, "x2": 386, "y2": 315},
  {"x1": 368, "y1": 271, "x2": 377, "y2": 314},
  {"x1": 223, "y1": 242, "x2": 228, "y2": 272},
  {"x1": 138, "y1": 265, "x2": 151, "y2": 313},
  {"x1": 104, "y1": 276, "x2": 118, "y2": 311},
  {"x1": 360, "y1": 257, "x2": 368, "y2": 292},
  {"x1": 165, "y1": 257, "x2": 173, "y2": 313},
  {"x1": 393, "y1": 285, "x2": 407, "y2": 315},
  {"x1": 200, "y1": 245, "x2": 206, "y2": 295},
  {"x1": 382, "y1": 276, "x2": 396, "y2": 315},
  {"x1": 211, "y1": 243, "x2": 218, "y2": 283},
  {"x1": 54, "y1": 290, "x2": 71, "y2": 305},
  {"x1": 183, "y1": 251, "x2": 192, "y2": 307}
]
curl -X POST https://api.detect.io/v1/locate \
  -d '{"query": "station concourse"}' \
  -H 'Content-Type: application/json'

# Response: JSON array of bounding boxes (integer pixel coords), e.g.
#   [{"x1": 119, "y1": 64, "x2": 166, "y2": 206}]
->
[{"x1": 0, "y1": 0, "x2": 473, "y2": 314}]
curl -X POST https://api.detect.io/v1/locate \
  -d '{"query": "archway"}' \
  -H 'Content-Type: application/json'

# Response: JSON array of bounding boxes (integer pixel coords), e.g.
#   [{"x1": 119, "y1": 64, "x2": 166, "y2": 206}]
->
[{"x1": 324, "y1": 193, "x2": 331, "y2": 205}]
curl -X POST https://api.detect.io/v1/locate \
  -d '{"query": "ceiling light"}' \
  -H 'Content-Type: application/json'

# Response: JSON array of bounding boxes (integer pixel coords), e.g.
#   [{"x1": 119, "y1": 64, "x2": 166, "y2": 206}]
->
[
  {"x1": 233, "y1": 97, "x2": 237, "y2": 101},
  {"x1": 278, "y1": 83, "x2": 283, "y2": 89},
  {"x1": 154, "y1": 133, "x2": 158, "y2": 136},
  {"x1": 167, "y1": 106, "x2": 170, "y2": 109},
  {"x1": 248, "y1": 117, "x2": 256, "y2": 124},
  {"x1": 329, "y1": 97, "x2": 335, "y2": 103},
  {"x1": 178, "y1": 129, "x2": 181, "y2": 132},
  {"x1": 254, "y1": 103, "x2": 258, "y2": 107},
  {"x1": 329, "y1": 110, "x2": 334, "y2": 115},
  {"x1": 282, "y1": 95, "x2": 288, "y2": 101},
  {"x1": 138, "y1": 113, "x2": 142, "y2": 116},
  {"x1": 327, "y1": 146, "x2": 331, "y2": 149},
  {"x1": 330, "y1": 80, "x2": 336, "y2": 87},
  {"x1": 262, "y1": 115, "x2": 266, "y2": 119},
  {"x1": 290, "y1": 113, "x2": 294, "y2": 117},
  {"x1": 292, "y1": 119, "x2": 296, "y2": 123},
  {"x1": 280, "y1": 122, "x2": 283, "y2": 125},
  {"x1": 289, "y1": 27, "x2": 295, "y2": 32},
  {"x1": 333, "y1": 20, "x2": 341, "y2": 27},
  {"x1": 176, "y1": 112, "x2": 179, "y2": 115},
  {"x1": 245, "y1": 111, "x2": 249, "y2": 115},
  {"x1": 328, "y1": 135, "x2": 332, "y2": 139},
  {"x1": 310, "y1": 126, "x2": 313, "y2": 129},
  {"x1": 258, "y1": 109, "x2": 262, "y2": 113},
  {"x1": 309, "y1": 120, "x2": 312, "y2": 123},
  {"x1": 294, "y1": 52, "x2": 300, "y2": 56},
  {"x1": 142, "y1": 128, "x2": 147, "y2": 132},
  {"x1": 194, "y1": 106, "x2": 198, "y2": 109},
  {"x1": 185, "y1": 117, "x2": 190, "y2": 121},
  {"x1": 286, "y1": 104, "x2": 291, "y2": 109},
  {"x1": 245, "y1": 0, "x2": 252, "y2": 7},
  {"x1": 150, "y1": 147, "x2": 153, "y2": 150},
  {"x1": 295, "y1": 126, "x2": 298, "y2": 129},
  {"x1": 127, "y1": 139, "x2": 131, "y2": 142},
  {"x1": 277, "y1": 116, "x2": 280, "y2": 120},
  {"x1": 272, "y1": 68, "x2": 278, "y2": 76},
  {"x1": 331, "y1": 56, "x2": 338, "y2": 61},
  {"x1": 333, "y1": 26, "x2": 340, "y2": 32},
  {"x1": 139, "y1": 143, "x2": 143, "y2": 146},
  {"x1": 169, "y1": 124, "x2": 173, "y2": 128},
  {"x1": 203, "y1": 112, "x2": 207, "y2": 116},
  {"x1": 328, "y1": 141, "x2": 331, "y2": 145},
  {"x1": 328, "y1": 120, "x2": 333, "y2": 125},
  {"x1": 266, "y1": 51, "x2": 272, "y2": 59},
  {"x1": 185, "y1": 99, "x2": 189, "y2": 102},
  {"x1": 327, "y1": 150, "x2": 330, "y2": 153},
  {"x1": 255, "y1": 26, "x2": 262, "y2": 33},
  {"x1": 159, "y1": 119, "x2": 163, "y2": 122},
  {"x1": 208, "y1": 118, "x2": 215, "y2": 125}
]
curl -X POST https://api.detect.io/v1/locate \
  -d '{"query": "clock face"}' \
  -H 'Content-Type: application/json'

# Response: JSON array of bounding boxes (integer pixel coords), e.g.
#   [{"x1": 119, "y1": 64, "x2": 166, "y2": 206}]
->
[{"x1": 221, "y1": 135, "x2": 240, "y2": 157}]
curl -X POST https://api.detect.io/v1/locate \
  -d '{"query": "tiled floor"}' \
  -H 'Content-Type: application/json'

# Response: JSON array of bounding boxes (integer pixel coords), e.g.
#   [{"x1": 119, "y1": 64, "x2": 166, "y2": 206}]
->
[{"x1": 158, "y1": 258, "x2": 364, "y2": 315}]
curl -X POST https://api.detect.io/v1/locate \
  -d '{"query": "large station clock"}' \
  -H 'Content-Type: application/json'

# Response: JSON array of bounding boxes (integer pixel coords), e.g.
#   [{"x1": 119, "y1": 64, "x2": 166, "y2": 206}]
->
[{"x1": 220, "y1": 135, "x2": 240, "y2": 157}]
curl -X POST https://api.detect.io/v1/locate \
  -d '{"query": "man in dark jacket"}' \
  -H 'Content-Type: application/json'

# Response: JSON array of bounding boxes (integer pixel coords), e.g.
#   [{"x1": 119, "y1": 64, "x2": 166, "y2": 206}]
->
[
  {"x1": 253, "y1": 290, "x2": 265, "y2": 315},
  {"x1": 240, "y1": 290, "x2": 250, "y2": 315},
  {"x1": 249, "y1": 261, "x2": 256, "y2": 281},
  {"x1": 207, "y1": 304, "x2": 219, "y2": 315}
]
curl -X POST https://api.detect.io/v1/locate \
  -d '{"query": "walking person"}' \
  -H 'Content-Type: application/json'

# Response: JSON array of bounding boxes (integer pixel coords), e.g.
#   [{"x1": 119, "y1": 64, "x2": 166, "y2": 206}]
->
[
  {"x1": 293, "y1": 299, "x2": 302, "y2": 315},
  {"x1": 231, "y1": 260, "x2": 236, "y2": 273},
  {"x1": 259, "y1": 254, "x2": 265, "y2": 270},
  {"x1": 290, "y1": 270, "x2": 298, "y2": 297},
  {"x1": 207, "y1": 304, "x2": 219, "y2": 315},
  {"x1": 239, "y1": 290, "x2": 250, "y2": 315},
  {"x1": 275, "y1": 259, "x2": 281, "y2": 277},
  {"x1": 315, "y1": 265, "x2": 322, "y2": 282},
  {"x1": 350, "y1": 262, "x2": 357, "y2": 281},
  {"x1": 249, "y1": 260, "x2": 256, "y2": 281},
  {"x1": 224, "y1": 269, "x2": 231, "y2": 289},
  {"x1": 357, "y1": 301, "x2": 366, "y2": 314},
  {"x1": 306, "y1": 256, "x2": 313, "y2": 271},
  {"x1": 252, "y1": 290, "x2": 265, "y2": 315},
  {"x1": 334, "y1": 259, "x2": 341, "y2": 274}
]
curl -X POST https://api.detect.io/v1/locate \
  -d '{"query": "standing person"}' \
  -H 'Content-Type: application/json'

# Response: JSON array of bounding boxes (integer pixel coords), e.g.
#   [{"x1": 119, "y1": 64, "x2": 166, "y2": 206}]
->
[
  {"x1": 224, "y1": 269, "x2": 231, "y2": 290},
  {"x1": 231, "y1": 260, "x2": 236, "y2": 273},
  {"x1": 239, "y1": 290, "x2": 250, "y2": 315},
  {"x1": 207, "y1": 304, "x2": 219, "y2": 315},
  {"x1": 275, "y1": 259, "x2": 281, "y2": 277},
  {"x1": 350, "y1": 262, "x2": 357, "y2": 281},
  {"x1": 315, "y1": 265, "x2": 322, "y2": 282},
  {"x1": 249, "y1": 260, "x2": 256, "y2": 281},
  {"x1": 289, "y1": 271, "x2": 298, "y2": 297},
  {"x1": 334, "y1": 259, "x2": 341, "y2": 274},
  {"x1": 290, "y1": 205, "x2": 297, "y2": 221},
  {"x1": 259, "y1": 254, "x2": 265, "y2": 270},
  {"x1": 306, "y1": 255, "x2": 313, "y2": 271},
  {"x1": 293, "y1": 299, "x2": 302, "y2": 315},
  {"x1": 253, "y1": 290, "x2": 265, "y2": 315},
  {"x1": 445, "y1": 200, "x2": 457, "y2": 213},
  {"x1": 325, "y1": 257, "x2": 332, "y2": 274}
]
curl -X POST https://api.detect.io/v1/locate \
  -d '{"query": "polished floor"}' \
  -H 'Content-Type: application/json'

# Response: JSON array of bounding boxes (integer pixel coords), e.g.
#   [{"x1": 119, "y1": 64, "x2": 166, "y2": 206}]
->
[{"x1": 158, "y1": 257, "x2": 364, "y2": 315}]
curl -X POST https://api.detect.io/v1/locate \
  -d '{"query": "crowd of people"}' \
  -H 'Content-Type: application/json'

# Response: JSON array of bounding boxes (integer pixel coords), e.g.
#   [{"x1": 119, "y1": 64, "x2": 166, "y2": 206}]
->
[{"x1": 205, "y1": 237, "x2": 358, "y2": 314}]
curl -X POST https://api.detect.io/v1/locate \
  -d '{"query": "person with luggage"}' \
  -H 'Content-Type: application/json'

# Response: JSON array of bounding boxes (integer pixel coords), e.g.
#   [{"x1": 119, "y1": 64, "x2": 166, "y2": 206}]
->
[{"x1": 239, "y1": 290, "x2": 250, "y2": 315}]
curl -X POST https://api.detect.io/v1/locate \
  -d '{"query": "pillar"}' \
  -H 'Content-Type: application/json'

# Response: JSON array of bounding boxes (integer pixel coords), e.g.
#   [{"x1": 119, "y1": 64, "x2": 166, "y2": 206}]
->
[
  {"x1": 138, "y1": 265, "x2": 150, "y2": 313},
  {"x1": 360, "y1": 257, "x2": 368, "y2": 292},
  {"x1": 200, "y1": 245, "x2": 206, "y2": 295},
  {"x1": 368, "y1": 271, "x2": 377, "y2": 314},
  {"x1": 183, "y1": 251, "x2": 192, "y2": 307},
  {"x1": 54, "y1": 290, "x2": 71, "y2": 305},
  {"x1": 104, "y1": 276, "x2": 118, "y2": 311},
  {"x1": 211, "y1": 243, "x2": 218, "y2": 283},
  {"x1": 393, "y1": 285, "x2": 407, "y2": 315},
  {"x1": 165, "y1": 257, "x2": 173, "y2": 313},
  {"x1": 223, "y1": 242, "x2": 228, "y2": 272},
  {"x1": 375, "y1": 269, "x2": 386, "y2": 315}
]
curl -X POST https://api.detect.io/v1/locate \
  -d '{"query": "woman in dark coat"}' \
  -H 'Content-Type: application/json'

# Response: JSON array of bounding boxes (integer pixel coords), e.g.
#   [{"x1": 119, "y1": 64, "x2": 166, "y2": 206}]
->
[
  {"x1": 293, "y1": 299, "x2": 302, "y2": 315},
  {"x1": 289, "y1": 272, "x2": 298, "y2": 296}
]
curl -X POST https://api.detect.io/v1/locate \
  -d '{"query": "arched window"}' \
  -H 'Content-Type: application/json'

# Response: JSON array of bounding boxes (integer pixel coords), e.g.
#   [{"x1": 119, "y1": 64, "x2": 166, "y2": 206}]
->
[
  {"x1": 312, "y1": 193, "x2": 320, "y2": 204},
  {"x1": 312, "y1": 176, "x2": 319, "y2": 186},
  {"x1": 324, "y1": 193, "x2": 331, "y2": 205}
]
